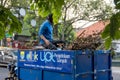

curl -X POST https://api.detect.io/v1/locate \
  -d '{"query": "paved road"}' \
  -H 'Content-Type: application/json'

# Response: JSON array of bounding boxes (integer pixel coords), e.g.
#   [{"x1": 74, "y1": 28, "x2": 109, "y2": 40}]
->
[
  {"x1": 0, "y1": 67, "x2": 120, "y2": 80},
  {"x1": 112, "y1": 67, "x2": 120, "y2": 80},
  {"x1": 0, "y1": 67, "x2": 9, "y2": 80}
]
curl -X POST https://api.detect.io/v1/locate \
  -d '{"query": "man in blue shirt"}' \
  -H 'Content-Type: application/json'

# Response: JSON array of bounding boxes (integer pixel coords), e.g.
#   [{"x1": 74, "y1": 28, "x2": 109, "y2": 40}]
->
[{"x1": 38, "y1": 14, "x2": 56, "y2": 49}]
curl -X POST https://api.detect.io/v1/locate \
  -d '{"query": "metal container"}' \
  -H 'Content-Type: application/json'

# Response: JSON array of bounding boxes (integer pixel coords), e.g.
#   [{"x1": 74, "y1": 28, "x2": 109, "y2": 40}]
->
[
  {"x1": 17, "y1": 50, "x2": 112, "y2": 80},
  {"x1": 94, "y1": 50, "x2": 112, "y2": 80},
  {"x1": 19, "y1": 68, "x2": 42, "y2": 80}
]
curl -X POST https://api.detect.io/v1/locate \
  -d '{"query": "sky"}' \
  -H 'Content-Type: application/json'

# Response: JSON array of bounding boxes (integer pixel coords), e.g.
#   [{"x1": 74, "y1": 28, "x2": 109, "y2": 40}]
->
[
  {"x1": 105, "y1": 0, "x2": 112, "y2": 3},
  {"x1": 105, "y1": 0, "x2": 114, "y2": 6},
  {"x1": 105, "y1": 0, "x2": 113, "y2": 3},
  {"x1": 72, "y1": 0, "x2": 115, "y2": 29}
]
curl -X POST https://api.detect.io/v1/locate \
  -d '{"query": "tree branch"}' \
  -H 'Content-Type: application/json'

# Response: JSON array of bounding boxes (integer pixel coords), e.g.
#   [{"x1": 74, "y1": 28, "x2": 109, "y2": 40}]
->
[
  {"x1": 65, "y1": 27, "x2": 73, "y2": 40},
  {"x1": 66, "y1": 0, "x2": 76, "y2": 9},
  {"x1": 3, "y1": 0, "x2": 8, "y2": 6},
  {"x1": 63, "y1": 0, "x2": 77, "y2": 27},
  {"x1": 1, "y1": 0, "x2": 3, "y2": 5}
]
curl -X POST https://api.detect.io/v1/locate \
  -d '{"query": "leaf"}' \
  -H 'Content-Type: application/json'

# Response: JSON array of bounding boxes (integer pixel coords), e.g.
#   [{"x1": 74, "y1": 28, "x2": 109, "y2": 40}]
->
[
  {"x1": 55, "y1": 0, "x2": 64, "y2": 8},
  {"x1": 114, "y1": 0, "x2": 120, "y2": 9},
  {"x1": 116, "y1": 4, "x2": 120, "y2": 9},
  {"x1": 30, "y1": 0, "x2": 33, "y2": 3},
  {"x1": 52, "y1": 9, "x2": 61, "y2": 24},
  {"x1": 114, "y1": 0, "x2": 119, "y2": 5},
  {"x1": 110, "y1": 13, "x2": 120, "y2": 39},
  {"x1": 101, "y1": 24, "x2": 110, "y2": 39},
  {"x1": 31, "y1": 0, "x2": 64, "y2": 24},
  {"x1": 114, "y1": 30, "x2": 120, "y2": 39},
  {"x1": 0, "y1": 5, "x2": 22, "y2": 39},
  {"x1": 30, "y1": 3, "x2": 35, "y2": 10},
  {"x1": 104, "y1": 37, "x2": 112, "y2": 49}
]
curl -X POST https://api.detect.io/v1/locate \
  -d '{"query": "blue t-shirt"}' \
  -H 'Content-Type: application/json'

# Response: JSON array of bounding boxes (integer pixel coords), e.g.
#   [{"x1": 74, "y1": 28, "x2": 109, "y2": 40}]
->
[{"x1": 38, "y1": 20, "x2": 53, "y2": 44}]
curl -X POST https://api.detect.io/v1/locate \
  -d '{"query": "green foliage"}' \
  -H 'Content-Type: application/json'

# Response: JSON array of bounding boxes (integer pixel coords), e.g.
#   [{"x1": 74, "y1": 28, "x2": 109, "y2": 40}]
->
[
  {"x1": 104, "y1": 37, "x2": 112, "y2": 49},
  {"x1": 11, "y1": 0, "x2": 30, "y2": 8},
  {"x1": 20, "y1": 12, "x2": 45, "y2": 39},
  {"x1": 0, "y1": 5, "x2": 22, "y2": 39},
  {"x1": 24, "y1": 13, "x2": 35, "y2": 24},
  {"x1": 101, "y1": 24, "x2": 110, "y2": 39},
  {"x1": 102, "y1": 0, "x2": 120, "y2": 49},
  {"x1": 57, "y1": 24, "x2": 76, "y2": 43},
  {"x1": 67, "y1": 30, "x2": 76, "y2": 43},
  {"x1": 102, "y1": 13, "x2": 120, "y2": 41},
  {"x1": 114, "y1": 0, "x2": 120, "y2": 9},
  {"x1": 30, "y1": 0, "x2": 113, "y2": 43},
  {"x1": 30, "y1": 0, "x2": 64, "y2": 24},
  {"x1": 110, "y1": 13, "x2": 120, "y2": 39},
  {"x1": 20, "y1": 12, "x2": 35, "y2": 36}
]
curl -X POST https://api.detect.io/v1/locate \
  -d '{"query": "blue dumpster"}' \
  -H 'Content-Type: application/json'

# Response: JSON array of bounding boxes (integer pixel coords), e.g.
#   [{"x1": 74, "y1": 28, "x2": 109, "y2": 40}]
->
[
  {"x1": 17, "y1": 50, "x2": 112, "y2": 80},
  {"x1": 94, "y1": 50, "x2": 112, "y2": 80},
  {"x1": 43, "y1": 71, "x2": 73, "y2": 80},
  {"x1": 19, "y1": 68, "x2": 42, "y2": 80},
  {"x1": 75, "y1": 51, "x2": 93, "y2": 80}
]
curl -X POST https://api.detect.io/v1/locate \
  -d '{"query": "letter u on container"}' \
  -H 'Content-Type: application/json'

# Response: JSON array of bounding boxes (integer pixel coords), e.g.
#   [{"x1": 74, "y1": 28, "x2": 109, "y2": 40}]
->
[{"x1": 40, "y1": 52, "x2": 55, "y2": 63}]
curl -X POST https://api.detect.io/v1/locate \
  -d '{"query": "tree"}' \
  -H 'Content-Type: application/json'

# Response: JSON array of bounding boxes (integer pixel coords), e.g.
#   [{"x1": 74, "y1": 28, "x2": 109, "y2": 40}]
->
[
  {"x1": 57, "y1": 23, "x2": 76, "y2": 42},
  {"x1": 32, "y1": 0, "x2": 113, "y2": 43},
  {"x1": 22, "y1": 12, "x2": 45, "y2": 40},
  {"x1": 59, "y1": 0, "x2": 113, "y2": 41},
  {"x1": 30, "y1": 0, "x2": 64, "y2": 24},
  {"x1": 102, "y1": 0, "x2": 120, "y2": 49},
  {"x1": 0, "y1": 0, "x2": 22, "y2": 39},
  {"x1": 0, "y1": 0, "x2": 114, "y2": 45}
]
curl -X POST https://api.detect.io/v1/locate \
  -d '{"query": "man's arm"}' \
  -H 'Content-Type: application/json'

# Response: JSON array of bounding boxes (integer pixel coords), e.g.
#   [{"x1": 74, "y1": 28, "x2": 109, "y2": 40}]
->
[
  {"x1": 40, "y1": 35, "x2": 50, "y2": 46},
  {"x1": 38, "y1": 23, "x2": 50, "y2": 46}
]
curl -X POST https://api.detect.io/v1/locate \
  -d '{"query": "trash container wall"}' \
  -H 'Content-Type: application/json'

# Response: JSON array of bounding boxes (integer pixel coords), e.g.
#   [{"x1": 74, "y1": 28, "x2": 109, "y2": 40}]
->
[
  {"x1": 75, "y1": 54, "x2": 94, "y2": 80},
  {"x1": 19, "y1": 68, "x2": 42, "y2": 80},
  {"x1": 96, "y1": 71, "x2": 111, "y2": 80},
  {"x1": 76, "y1": 54, "x2": 93, "y2": 73},
  {"x1": 76, "y1": 74, "x2": 93, "y2": 80},
  {"x1": 43, "y1": 71, "x2": 73, "y2": 80},
  {"x1": 94, "y1": 54, "x2": 110, "y2": 70},
  {"x1": 43, "y1": 54, "x2": 94, "y2": 80},
  {"x1": 94, "y1": 51, "x2": 112, "y2": 80},
  {"x1": 17, "y1": 50, "x2": 112, "y2": 80}
]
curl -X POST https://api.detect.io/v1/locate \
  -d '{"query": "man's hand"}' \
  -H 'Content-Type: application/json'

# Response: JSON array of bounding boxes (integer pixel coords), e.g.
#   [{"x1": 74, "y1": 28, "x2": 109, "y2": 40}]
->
[
  {"x1": 40, "y1": 35, "x2": 50, "y2": 46},
  {"x1": 45, "y1": 39, "x2": 50, "y2": 46}
]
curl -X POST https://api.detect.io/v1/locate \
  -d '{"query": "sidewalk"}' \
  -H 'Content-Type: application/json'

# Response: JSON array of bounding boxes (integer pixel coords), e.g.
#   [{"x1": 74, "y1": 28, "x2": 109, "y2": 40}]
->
[
  {"x1": 112, "y1": 67, "x2": 120, "y2": 80},
  {"x1": 112, "y1": 67, "x2": 120, "y2": 73}
]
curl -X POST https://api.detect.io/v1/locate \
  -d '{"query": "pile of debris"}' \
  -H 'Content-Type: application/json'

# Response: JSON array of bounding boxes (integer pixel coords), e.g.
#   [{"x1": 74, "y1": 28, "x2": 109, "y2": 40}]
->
[{"x1": 70, "y1": 30, "x2": 103, "y2": 50}]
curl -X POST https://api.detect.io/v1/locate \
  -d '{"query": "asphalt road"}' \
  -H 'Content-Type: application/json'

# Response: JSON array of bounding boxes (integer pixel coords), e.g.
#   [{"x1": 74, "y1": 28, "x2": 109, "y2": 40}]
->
[
  {"x1": 0, "y1": 67, "x2": 120, "y2": 80},
  {"x1": 0, "y1": 67, "x2": 9, "y2": 80},
  {"x1": 112, "y1": 67, "x2": 120, "y2": 80}
]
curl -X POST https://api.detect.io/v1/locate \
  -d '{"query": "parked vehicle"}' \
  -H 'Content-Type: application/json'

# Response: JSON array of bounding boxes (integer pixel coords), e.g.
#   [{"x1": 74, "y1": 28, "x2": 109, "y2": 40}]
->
[
  {"x1": 0, "y1": 48, "x2": 17, "y2": 65},
  {"x1": 4, "y1": 51, "x2": 17, "y2": 63},
  {"x1": 0, "y1": 51, "x2": 4, "y2": 62},
  {"x1": 5, "y1": 61, "x2": 18, "y2": 80}
]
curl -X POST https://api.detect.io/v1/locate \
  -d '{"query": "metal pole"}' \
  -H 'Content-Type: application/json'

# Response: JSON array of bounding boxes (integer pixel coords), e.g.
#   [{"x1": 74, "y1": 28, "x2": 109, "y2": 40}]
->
[{"x1": 0, "y1": 40, "x2": 2, "y2": 46}]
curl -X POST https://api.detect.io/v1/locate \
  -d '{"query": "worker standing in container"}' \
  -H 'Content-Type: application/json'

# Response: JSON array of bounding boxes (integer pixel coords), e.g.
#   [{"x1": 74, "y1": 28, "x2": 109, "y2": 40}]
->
[{"x1": 38, "y1": 14, "x2": 56, "y2": 49}]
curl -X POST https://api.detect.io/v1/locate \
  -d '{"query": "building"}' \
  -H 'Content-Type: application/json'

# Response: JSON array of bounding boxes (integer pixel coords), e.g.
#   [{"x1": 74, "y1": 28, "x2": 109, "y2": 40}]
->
[
  {"x1": 76, "y1": 21, "x2": 109, "y2": 37},
  {"x1": 76, "y1": 20, "x2": 120, "y2": 57}
]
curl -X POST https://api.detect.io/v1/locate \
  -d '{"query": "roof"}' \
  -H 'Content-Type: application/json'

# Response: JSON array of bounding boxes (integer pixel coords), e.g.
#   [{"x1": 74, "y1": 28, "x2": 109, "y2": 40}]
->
[{"x1": 76, "y1": 21, "x2": 109, "y2": 37}]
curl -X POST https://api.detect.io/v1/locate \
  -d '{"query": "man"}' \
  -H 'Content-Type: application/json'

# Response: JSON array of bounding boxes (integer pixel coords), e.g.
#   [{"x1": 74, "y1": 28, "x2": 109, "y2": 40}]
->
[{"x1": 38, "y1": 14, "x2": 56, "y2": 49}]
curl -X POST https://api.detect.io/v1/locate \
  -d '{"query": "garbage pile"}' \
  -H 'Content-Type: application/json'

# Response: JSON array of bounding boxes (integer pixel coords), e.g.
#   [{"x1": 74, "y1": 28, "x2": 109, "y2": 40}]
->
[{"x1": 70, "y1": 30, "x2": 103, "y2": 50}]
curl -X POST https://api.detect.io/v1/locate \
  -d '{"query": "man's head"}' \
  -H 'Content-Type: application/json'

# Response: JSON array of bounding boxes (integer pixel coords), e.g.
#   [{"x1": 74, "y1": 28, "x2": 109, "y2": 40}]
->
[{"x1": 47, "y1": 14, "x2": 53, "y2": 25}]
